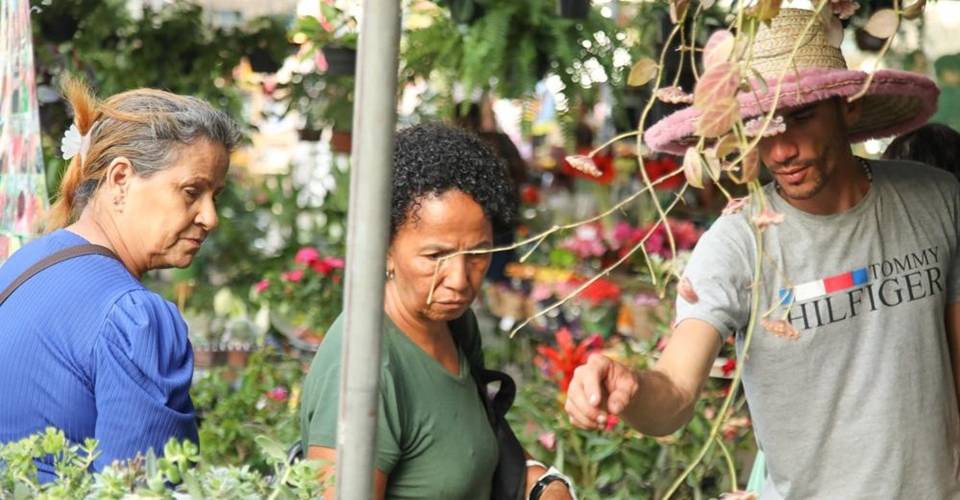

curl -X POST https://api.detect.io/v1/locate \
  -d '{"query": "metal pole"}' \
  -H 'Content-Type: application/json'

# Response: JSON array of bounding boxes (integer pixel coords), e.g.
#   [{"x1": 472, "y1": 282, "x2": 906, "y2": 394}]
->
[{"x1": 335, "y1": 2, "x2": 401, "y2": 499}]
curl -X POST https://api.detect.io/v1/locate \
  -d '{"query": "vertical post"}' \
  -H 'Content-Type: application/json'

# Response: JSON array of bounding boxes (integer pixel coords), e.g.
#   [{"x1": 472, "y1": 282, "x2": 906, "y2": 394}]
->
[{"x1": 335, "y1": 2, "x2": 401, "y2": 500}]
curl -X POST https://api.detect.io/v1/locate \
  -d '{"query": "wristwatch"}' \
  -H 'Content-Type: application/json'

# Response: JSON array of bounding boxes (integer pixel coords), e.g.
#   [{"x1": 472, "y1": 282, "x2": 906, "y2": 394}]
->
[{"x1": 527, "y1": 463, "x2": 577, "y2": 500}]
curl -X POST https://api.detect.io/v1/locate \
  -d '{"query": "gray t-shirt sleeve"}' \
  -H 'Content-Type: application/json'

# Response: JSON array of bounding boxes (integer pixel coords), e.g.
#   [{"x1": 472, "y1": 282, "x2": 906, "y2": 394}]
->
[{"x1": 675, "y1": 216, "x2": 754, "y2": 340}]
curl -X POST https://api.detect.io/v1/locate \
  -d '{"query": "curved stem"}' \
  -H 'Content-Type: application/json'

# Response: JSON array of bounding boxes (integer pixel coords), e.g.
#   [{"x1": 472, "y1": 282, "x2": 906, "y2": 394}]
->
[{"x1": 663, "y1": 182, "x2": 764, "y2": 499}]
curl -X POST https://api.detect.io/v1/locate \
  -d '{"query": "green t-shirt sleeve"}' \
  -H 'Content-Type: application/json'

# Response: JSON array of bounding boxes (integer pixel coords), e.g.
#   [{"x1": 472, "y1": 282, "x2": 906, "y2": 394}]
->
[{"x1": 302, "y1": 321, "x2": 405, "y2": 474}]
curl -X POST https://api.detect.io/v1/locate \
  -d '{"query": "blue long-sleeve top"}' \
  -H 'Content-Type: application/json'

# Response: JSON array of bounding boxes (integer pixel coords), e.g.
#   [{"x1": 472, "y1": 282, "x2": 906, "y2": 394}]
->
[{"x1": 0, "y1": 230, "x2": 197, "y2": 481}]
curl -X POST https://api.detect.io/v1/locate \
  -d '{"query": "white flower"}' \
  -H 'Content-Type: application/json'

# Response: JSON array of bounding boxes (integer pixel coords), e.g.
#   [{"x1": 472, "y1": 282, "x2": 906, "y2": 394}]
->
[{"x1": 60, "y1": 123, "x2": 82, "y2": 160}]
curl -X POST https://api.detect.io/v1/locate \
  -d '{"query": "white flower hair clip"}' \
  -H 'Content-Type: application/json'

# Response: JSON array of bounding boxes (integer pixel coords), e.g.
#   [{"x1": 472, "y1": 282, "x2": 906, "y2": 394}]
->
[{"x1": 60, "y1": 123, "x2": 92, "y2": 162}]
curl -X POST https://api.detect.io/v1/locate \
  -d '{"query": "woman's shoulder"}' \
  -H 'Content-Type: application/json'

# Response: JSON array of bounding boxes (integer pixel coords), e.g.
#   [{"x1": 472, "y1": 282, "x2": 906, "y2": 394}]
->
[{"x1": 0, "y1": 230, "x2": 142, "y2": 296}]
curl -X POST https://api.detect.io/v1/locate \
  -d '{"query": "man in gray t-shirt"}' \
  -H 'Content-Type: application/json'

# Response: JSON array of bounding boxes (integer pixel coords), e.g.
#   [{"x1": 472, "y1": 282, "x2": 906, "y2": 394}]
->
[{"x1": 563, "y1": 8, "x2": 960, "y2": 499}]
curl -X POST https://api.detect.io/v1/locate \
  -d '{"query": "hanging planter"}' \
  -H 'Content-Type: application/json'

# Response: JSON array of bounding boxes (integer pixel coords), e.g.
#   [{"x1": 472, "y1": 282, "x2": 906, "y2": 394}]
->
[
  {"x1": 321, "y1": 46, "x2": 357, "y2": 76},
  {"x1": 444, "y1": 0, "x2": 486, "y2": 24},
  {"x1": 558, "y1": 0, "x2": 591, "y2": 19},
  {"x1": 247, "y1": 47, "x2": 283, "y2": 73}
]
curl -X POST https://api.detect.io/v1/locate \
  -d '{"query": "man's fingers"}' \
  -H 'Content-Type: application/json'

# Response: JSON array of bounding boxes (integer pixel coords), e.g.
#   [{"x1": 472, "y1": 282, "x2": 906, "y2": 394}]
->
[
  {"x1": 605, "y1": 372, "x2": 639, "y2": 415},
  {"x1": 564, "y1": 385, "x2": 605, "y2": 429},
  {"x1": 579, "y1": 354, "x2": 612, "y2": 407}
]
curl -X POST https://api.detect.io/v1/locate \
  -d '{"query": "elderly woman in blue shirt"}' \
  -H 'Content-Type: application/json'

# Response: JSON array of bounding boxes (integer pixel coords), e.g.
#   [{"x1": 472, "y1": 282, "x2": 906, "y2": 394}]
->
[{"x1": 0, "y1": 76, "x2": 239, "y2": 481}]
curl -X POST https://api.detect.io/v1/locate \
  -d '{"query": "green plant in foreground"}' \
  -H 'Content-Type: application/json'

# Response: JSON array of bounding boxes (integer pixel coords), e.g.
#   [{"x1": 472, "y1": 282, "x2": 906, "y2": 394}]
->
[{"x1": 0, "y1": 428, "x2": 327, "y2": 499}]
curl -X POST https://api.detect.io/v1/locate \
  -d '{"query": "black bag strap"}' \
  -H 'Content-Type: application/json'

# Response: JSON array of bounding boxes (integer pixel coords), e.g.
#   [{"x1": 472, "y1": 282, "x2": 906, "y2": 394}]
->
[{"x1": 0, "y1": 244, "x2": 120, "y2": 307}]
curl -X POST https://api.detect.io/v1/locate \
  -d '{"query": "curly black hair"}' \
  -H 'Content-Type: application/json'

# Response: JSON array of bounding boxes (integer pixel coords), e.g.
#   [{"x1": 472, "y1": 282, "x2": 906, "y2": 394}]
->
[{"x1": 390, "y1": 123, "x2": 517, "y2": 239}]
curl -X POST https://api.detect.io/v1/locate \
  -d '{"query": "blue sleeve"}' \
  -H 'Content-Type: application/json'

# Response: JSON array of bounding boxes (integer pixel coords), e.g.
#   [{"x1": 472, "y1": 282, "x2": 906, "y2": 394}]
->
[{"x1": 92, "y1": 290, "x2": 198, "y2": 470}]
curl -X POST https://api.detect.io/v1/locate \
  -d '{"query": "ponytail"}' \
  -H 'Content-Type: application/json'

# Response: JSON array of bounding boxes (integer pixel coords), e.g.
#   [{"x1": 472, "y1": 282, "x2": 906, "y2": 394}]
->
[{"x1": 47, "y1": 75, "x2": 100, "y2": 230}]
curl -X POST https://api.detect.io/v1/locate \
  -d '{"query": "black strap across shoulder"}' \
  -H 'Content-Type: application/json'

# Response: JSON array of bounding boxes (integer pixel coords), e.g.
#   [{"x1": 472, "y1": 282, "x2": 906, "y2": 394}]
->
[{"x1": 0, "y1": 244, "x2": 121, "y2": 307}]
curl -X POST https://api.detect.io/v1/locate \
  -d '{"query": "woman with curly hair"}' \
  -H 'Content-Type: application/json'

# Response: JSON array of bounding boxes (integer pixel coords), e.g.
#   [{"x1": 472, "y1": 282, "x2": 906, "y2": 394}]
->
[{"x1": 300, "y1": 124, "x2": 574, "y2": 500}]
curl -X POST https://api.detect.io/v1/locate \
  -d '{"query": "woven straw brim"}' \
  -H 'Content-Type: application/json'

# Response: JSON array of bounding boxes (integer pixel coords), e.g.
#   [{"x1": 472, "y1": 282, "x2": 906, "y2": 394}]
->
[
  {"x1": 644, "y1": 9, "x2": 940, "y2": 155},
  {"x1": 645, "y1": 71, "x2": 939, "y2": 155}
]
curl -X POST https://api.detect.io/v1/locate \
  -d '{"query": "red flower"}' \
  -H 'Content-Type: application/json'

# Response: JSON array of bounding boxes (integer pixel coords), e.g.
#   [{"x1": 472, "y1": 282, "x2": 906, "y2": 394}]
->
[
  {"x1": 294, "y1": 247, "x2": 321, "y2": 265},
  {"x1": 721, "y1": 358, "x2": 736, "y2": 377},
  {"x1": 281, "y1": 270, "x2": 305, "y2": 283},
  {"x1": 644, "y1": 156, "x2": 684, "y2": 190},
  {"x1": 535, "y1": 328, "x2": 603, "y2": 393},
  {"x1": 311, "y1": 256, "x2": 345, "y2": 275},
  {"x1": 604, "y1": 415, "x2": 620, "y2": 431},
  {"x1": 575, "y1": 277, "x2": 621, "y2": 305},
  {"x1": 254, "y1": 279, "x2": 270, "y2": 293},
  {"x1": 520, "y1": 184, "x2": 541, "y2": 205}
]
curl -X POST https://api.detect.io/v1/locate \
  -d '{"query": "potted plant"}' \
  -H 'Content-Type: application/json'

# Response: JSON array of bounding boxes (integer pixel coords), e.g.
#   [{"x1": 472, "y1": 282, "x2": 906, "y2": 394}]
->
[
  {"x1": 252, "y1": 247, "x2": 344, "y2": 348},
  {"x1": 287, "y1": 5, "x2": 358, "y2": 147},
  {"x1": 241, "y1": 15, "x2": 294, "y2": 73}
]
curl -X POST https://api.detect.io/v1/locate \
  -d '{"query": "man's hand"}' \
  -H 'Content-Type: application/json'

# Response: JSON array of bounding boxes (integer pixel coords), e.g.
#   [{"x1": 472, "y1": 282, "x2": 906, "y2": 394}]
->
[{"x1": 564, "y1": 354, "x2": 639, "y2": 430}]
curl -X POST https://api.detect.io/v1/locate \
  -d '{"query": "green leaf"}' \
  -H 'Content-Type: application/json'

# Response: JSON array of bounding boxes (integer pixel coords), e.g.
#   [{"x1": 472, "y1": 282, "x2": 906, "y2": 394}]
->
[{"x1": 255, "y1": 435, "x2": 288, "y2": 463}]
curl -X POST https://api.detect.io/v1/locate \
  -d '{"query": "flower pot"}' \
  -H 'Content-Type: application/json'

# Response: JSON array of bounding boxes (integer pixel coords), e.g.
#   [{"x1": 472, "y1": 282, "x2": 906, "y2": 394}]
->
[
  {"x1": 193, "y1": 347, "x2": 216, "y2": 369},
  {"x1": 38, "y1": 14, "x2": 79, "y2": 43},
  {"x1": 558, "y1": 0, "x2": 591, "y2": 19},
  {"x1": 271, "y1": 312, "x2": 324, "y2": 352},
  {"x1": 248, "y1": 48, "x2": 282, "y2": 73},
  {"x1": 298, "y1": 128, "x2": 323, "y2": 142},
  {"x1": 322, "y1": 46, "x2": 357, "y2": 77},
  {"x1": 226, "y1": 350, "x2": 249, "y2": 368},
  {"x1": 330, "y1": 130, "x2": 352, "y2": 154}
]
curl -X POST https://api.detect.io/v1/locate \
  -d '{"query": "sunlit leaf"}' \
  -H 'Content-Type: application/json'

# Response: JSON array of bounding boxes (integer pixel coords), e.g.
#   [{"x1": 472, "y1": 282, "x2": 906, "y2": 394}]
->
[
  {"x1": 565, "y1": 155, "x2": 603, "y2": 177},
  {"x1": 627, "y1": 58, "x2": 659, "y2": 87},
  {"x1": 739, "y1": 148, "x2": 760, "y2": 184},
  {"x1": 683, "y1": 148, "x2": 706, "y2": 189},
  {"x1": 696, "y1": 97, "x2": 740, "y2": 138},
  {"x1": 703, "y1": 148, "x2": 722, "y2": 180},
  {"x1": 902, "y1": 0, "x2": 926, "y2": 20},
  {"x1": 864, "y1": 9, "x2": 899, "y2": 39},
  {"x1": 703, "y1": 30, "x2": 735, "y2": 70},
  {"x1": 670, "y1": 0, "x2": 691, "y2": 23},
  {"x1": 693, "y1": 62, "x2": 740, "y2": 110},
  {"x1": 751, "y1": 0, "x2": 782, "y2": 23}
]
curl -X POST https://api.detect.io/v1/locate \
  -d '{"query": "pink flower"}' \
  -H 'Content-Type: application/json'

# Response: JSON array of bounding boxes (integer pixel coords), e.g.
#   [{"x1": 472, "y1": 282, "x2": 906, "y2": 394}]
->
[
  {"x1": 294, "y1": 247, "x2": 321, "y2": 265},
  {"x1": 254, "y1": 279, "x2": 270, "y2": 293},
  {"x1": 751, "y1": 208, "x2": 785, "y2": 230},
  {"x1": 538, "y1": 431, "x2": 556, "y2": 451},
  {"x1": 722, "y1": 197, "x2": 749, "y2": 215},
  {"x1": 678, "y1": 277, "x2": 699, "y2": 304},
  {"x1": 561, "y1": 224, "x2": 607, "y2": 259},
  {"x1": 760, "y1": 318, "x2": 800, "y2": 340},
  {"x1": 281, "y1": 270, "x2": 305, "y2": 283},
  {"x1": 655, "y1": 85, "x2": 694, "y2": 104},
  {"x1": 743, "y1": 115, "x2": 786, "y2": 137},
  {"x1": 266, "y1": 386, "x2": 289, "y2": 402}
]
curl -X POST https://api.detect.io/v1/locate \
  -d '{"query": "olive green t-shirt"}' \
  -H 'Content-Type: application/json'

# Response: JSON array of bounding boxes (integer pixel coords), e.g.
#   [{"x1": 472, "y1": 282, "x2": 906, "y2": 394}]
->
[{"x1": 300, "y1": 310, "x2": 498, "y2": 500}]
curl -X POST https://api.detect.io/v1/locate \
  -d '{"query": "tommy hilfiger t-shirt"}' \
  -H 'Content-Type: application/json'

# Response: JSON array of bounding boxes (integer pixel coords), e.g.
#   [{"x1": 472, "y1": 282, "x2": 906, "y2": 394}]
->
[{"x1": 677, "y1": 159, "x2": 960, "y2": 499}]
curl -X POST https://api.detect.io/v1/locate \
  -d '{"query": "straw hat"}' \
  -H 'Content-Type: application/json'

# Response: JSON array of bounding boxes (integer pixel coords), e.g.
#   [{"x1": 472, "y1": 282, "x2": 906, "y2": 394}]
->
[{"x1": 644, "y1": 8, "x2": 939, "y2": 155}]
